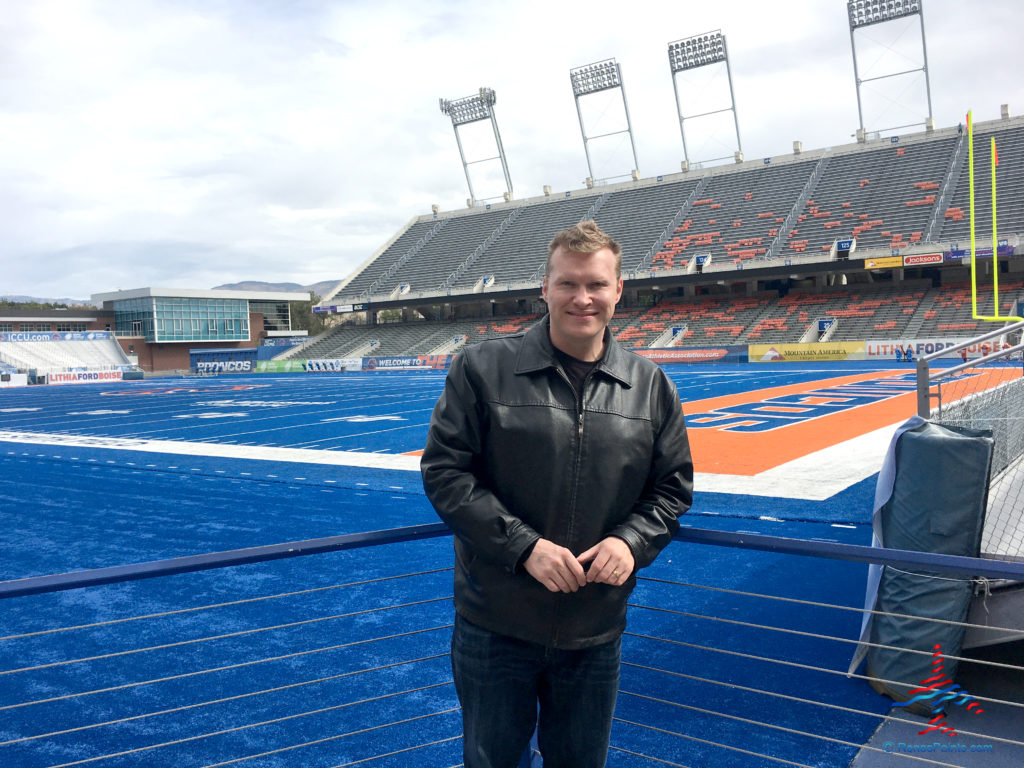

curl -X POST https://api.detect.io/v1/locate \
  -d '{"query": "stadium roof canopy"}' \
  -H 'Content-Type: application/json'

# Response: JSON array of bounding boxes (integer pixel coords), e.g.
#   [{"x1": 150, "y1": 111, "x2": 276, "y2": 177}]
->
[{"x1": 91, "y1": 287, "x2": 310, "y2": 304}]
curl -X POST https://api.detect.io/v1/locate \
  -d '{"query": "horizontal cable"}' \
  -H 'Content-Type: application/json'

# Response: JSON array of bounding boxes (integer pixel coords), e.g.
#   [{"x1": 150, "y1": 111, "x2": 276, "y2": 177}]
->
[
  {"x1": 2, "y1": 596, "x2": 449, "y2": 676},
  {"x1": 1, "y1": 653, "x2": 449, "y2": 747},
  {"x1": 626, "y1": 632, "x2": 1024, "y2": 712},
  {"x1": 325, "y1": 734, "x2": 462, "y2": 768},
  {"x1": 0, "y1": 567, "x2": 453, "y2": 643},
  {"x1": 49, "y1": 685, "x2": 457, "y2": 767},
  {"x1": 637, "y1": 574, "x2": 1024, "y2": 638},
  {"x1": 199, "y1": 707, "x2": 461, "y2": 768},
  {"x1": 2, "y1": 624, "x2": 452, "y2": 712},
  {"x1": 629, "y1": 601, "x2": 1024, "y2": 674},
  {"x1": 607, "y1": 744, "x2": 696, "y2": 768},
  {"x1": 617, "y1": 694, "x2": 966, "y2": 768},
  {"x1": 614, "y1": 717, "x2": 815, "y2": 768},
  {"x1": 622, "y1": 661, "x2": 1024, "y2": 750}
]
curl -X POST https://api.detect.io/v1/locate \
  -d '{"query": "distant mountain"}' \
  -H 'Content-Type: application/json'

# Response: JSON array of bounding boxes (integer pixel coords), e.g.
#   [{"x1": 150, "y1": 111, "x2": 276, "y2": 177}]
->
[
  {"x1": 1, "y1": 295, "x2": 94, "y2": 307},
  {"x1": 213, "y1": 280, "x2": 340, "y2": 299}
]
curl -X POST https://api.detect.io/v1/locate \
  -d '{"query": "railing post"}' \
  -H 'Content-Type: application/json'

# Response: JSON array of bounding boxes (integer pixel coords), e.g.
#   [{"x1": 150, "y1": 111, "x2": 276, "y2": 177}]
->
[{"x1": 915, "y1": 356, "x2": 931, "y2": 418}]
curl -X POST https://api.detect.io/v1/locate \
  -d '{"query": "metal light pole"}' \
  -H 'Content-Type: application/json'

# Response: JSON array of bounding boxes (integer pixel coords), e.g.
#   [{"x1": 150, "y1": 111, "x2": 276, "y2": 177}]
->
[
  {"x1": 847, "y1": 0, "x2": 934, "y2": 136},
  {"x1": 667, "y1": 30, "x2": 743, "y2": 168},
  {"x1": 569, "y1": 59, "x2": 640, "y2": 184},
  {"x1": 439, "y1": 87, "x2": 513, "y2": 206}
]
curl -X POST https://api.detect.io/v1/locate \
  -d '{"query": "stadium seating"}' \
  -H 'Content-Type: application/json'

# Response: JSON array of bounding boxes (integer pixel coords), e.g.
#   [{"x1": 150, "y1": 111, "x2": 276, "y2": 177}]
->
[
  {"x1": 290, "y1": 276, "x2": 1024, "y2": 357},
  {"x1": 298, "y1": 119, "x2": 1024, "y2": 358},
  {"x1": 913, "y1": 280, "x2": 1024, "y2": 337},
  {"x1": 447, "y1": 196, "x2": 597, "y2": 292},
  {"x1": 939, "y1": 124, "x2": 1024, "y2": 243},
  {"x1": 653, "y1": 162, "x2": 817, "y2": 270},
  {"x1": 332, "y1": 220, "x2": 440, "y2": 299},
  {"x1": 787, "y1": 137, "x2": 958, "y2": 256},
  {"x1": 329, "y1": 121, "x2": 1024, "y2": 309},
  {"x1": 0, "y1": 338, "x2": 131, "y2": 374}
]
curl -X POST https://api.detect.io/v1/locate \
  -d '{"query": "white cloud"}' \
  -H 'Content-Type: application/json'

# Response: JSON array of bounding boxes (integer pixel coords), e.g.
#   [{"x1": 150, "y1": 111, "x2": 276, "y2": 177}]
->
[{"x1": 1, "y1": 0, "x2": 1020, "y2": 298}]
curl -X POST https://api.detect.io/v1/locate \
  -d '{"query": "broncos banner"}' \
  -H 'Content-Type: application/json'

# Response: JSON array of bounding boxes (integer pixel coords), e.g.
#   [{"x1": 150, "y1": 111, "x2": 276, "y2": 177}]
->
[{"x1": 190, "y1": 348, "x2": 258, "y2": 373}]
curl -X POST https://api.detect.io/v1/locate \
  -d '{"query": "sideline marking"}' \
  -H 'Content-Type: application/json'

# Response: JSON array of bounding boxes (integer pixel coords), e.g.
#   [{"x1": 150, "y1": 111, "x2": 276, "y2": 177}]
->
[
  {"x1": 0, "y1": 426, "x2": 884, "y2": 500},
  {"x1": 0, "y1": 431, "x2": 421, "y2": 472}
]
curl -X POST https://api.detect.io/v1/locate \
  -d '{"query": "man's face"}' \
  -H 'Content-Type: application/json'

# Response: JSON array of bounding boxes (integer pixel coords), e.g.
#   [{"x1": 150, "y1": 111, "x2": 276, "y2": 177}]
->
[{"x1": 542, "y1": 245, "x2": 623, "y2": 358}]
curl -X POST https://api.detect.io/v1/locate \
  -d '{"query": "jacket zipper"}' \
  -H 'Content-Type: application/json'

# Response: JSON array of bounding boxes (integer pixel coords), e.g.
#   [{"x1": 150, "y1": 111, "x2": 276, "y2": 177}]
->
[{"x1": 552, "y1": 365, "x2": 594, "y2": 648}]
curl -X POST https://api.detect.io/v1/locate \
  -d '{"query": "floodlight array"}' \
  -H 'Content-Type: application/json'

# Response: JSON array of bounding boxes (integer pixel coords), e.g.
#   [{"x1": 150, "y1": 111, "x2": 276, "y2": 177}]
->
[
  {"x1": 848, "y1": 0, "x2": 922, "y2": 29},
  {"x1": 438, "y1": 88, "x2": 496, "y2": 126},
  {"x1": 569, "y1": 59, "x2": 622, "y2": 97},
  {"x1": 668, "y1": 30, "x2": 726, "y2": 73}
]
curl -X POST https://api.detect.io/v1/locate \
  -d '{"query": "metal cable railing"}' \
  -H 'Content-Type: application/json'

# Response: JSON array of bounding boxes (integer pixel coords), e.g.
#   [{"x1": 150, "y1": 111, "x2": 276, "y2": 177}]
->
[{"x1": 2, "y1": 524, "x2": 1022, "y2": 767}]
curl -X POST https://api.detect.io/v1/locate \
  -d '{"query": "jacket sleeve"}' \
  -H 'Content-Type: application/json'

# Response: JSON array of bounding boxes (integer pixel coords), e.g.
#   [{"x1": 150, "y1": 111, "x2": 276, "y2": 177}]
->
[
  {"x1": 420, "y1": 351, "x2": 541, "y2": 572},
  {"x1": 609, "y1": 371, "x2": 693, "y2": 569}
]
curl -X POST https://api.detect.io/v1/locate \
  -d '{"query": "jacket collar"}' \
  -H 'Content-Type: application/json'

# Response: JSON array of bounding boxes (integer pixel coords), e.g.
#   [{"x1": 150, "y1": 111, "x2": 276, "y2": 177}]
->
[{"x1": 514, "y1": 315, "x2": 633, "y2": 387}]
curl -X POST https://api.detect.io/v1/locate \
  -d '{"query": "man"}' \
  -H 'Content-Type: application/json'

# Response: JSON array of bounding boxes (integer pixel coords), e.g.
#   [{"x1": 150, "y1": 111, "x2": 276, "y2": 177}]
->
[{"x1": 421, "y1": 220, "x2": 693, "y2": 767}]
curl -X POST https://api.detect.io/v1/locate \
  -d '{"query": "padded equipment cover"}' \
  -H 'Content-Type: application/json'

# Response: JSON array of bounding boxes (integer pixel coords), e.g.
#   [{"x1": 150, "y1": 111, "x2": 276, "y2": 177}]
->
[{"x1": 865, "y1": 421, "x2": 993, "y2": 706}]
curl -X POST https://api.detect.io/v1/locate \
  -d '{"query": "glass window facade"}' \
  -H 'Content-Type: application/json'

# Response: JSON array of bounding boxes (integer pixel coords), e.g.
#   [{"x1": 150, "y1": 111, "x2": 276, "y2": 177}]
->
[
  {"x1": 0, "y1": 324, "x2": 13, "y2": 332},
  {"x1": 113, "y1": 297, "x2": 250, "y2": 343},
  {"x1": 250, "y1": 300, "x2": 292, "y2": 331},
  {"x1": 56, "y1": 322, "x2": 88, "y2": 332},
  {"x1": 114, "y1": 297, "x2": 156, "y2": 338}
]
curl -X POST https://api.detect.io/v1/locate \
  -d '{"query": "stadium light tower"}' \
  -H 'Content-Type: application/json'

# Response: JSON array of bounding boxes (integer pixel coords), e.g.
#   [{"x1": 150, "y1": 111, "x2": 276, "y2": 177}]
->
[
  {"x1": 847, "y1": 0, "x2": 934, "y2": 136},
  {"x1": 439, "y1": 87, "x2": 513, "y2": 206},
  {"x1": 569, "y1": 58, "x2": 640, "y2": 184},
  {"x1": 668, "y1": 30, "x2": 743, "y2": 168}
]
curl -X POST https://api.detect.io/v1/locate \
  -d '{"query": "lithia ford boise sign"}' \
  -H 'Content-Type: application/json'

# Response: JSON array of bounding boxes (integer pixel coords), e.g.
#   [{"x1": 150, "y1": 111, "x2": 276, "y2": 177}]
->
[{"x1": 48, "y1": 370, "x2": 124, "y2": 385}]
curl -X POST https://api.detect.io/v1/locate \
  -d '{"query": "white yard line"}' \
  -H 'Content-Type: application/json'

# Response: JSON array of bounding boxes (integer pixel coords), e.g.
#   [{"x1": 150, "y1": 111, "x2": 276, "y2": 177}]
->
[{"x1": 0, "y1": 421, "x2": 899, "y2": 500}]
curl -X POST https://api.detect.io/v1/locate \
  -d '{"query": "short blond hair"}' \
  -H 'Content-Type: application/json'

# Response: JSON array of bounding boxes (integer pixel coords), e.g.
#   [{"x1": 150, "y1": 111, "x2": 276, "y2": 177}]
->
[{"x1": 547, "y1": 220, "x2": 622, "y2": 278}]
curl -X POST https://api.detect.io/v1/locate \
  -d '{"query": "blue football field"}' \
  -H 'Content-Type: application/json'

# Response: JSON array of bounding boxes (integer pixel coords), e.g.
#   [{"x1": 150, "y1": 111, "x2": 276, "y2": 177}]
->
[{"x1": 0, "y1": 364, "x2": 922, "y2": 767}]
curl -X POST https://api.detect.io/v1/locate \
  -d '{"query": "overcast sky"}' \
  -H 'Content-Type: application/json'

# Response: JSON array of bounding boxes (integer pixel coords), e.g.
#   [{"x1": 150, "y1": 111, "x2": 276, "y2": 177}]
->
[{"x1": 2, "y1": 0, "x2": 1020, "y2": 300}]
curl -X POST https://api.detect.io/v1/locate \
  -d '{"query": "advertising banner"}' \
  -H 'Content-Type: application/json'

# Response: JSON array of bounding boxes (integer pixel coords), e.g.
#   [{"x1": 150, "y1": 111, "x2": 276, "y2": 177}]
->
[
  {"x1": 305, "y1": 358, "x2": 362, "y2": 372},
  {"x1": 902, "y1": 253, "x2": 943, "y2": 266},
  {"x1": 749, "y1": 342, "x2": 866, "y2": 362},
  {"x1": 256, "y1": 359, "x2": 310, "y2": 373},
  {"x1": 633, "y1": 346, "x2": 748, "y2": 364},
  {"x1": 0, "y1": 331, "x2": 111, "y2": 343},
  {"x1": 863, "y1": 256, "x2": 903, "y2": 270},
  {"x1": 362, "y1": 355, "x2": 452, "y2": 371},
  {"x1": 189, "y1": 347, "x2": 258, "y2": 373},
  {"x1": 48, "y1": 370, "x2": 124, "y2": 385},
  {"x1": 944, "y1": 242, "x2": 1014, "y2": 262},
  {"x1": 195, "y1": 359, "x2": 253, "y2": 373},
  {"x1": 865, "y1": 338, "x2": 1014, "y2": 360},
  {"x1": 260, "y1": 337, "x2": 308, "y2": 347}
]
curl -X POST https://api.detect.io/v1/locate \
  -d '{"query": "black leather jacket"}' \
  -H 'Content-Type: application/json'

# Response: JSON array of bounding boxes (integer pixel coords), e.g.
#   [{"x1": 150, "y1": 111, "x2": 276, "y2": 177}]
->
[{"x1": 421, "y1": 317, "x2": 693, "y2": 649}]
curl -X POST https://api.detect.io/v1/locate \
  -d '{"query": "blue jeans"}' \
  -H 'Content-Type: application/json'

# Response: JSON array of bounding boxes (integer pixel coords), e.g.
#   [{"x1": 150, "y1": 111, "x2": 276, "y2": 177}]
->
[{"x1": 451, "y1": 614, "x2": 621, "y2": 768}]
